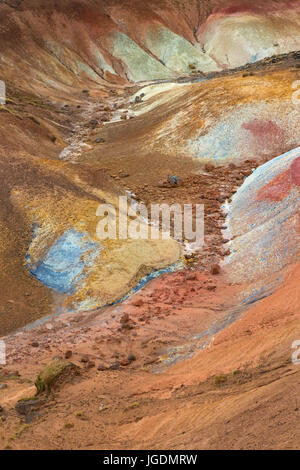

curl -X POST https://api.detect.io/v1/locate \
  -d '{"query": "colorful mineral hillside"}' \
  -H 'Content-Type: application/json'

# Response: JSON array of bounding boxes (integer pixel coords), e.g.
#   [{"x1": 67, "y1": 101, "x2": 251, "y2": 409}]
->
[{"x1": 0, "y1": 0, "x2": 299, "y2": 453}]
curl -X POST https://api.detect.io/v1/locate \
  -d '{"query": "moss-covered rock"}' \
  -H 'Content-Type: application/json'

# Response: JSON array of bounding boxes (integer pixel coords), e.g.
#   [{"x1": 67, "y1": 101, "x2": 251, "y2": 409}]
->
[{"x1": 35, "y1": 359, "x2": 80, "y2": 394}]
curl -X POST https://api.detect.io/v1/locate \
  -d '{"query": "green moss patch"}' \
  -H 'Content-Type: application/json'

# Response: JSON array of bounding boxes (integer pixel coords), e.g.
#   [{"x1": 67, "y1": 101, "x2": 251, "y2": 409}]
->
[{"x1": 35, "y1": 359, "x2": 80, "y2": 395}]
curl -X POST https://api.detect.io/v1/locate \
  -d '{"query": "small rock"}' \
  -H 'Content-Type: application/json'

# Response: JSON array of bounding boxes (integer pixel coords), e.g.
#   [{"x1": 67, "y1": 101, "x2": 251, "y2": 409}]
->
[
  {"x1": 186, "y1": 272, "x2": 197, "y2": 281},
  {"x1": 121, "y1": 322, "x2": 134, "y2": 331},
  {"x1": 132, "y1": 298, "x2": 143, "y2": 307},
  {"x1": 205, "y1": 163, "x2": 215, "y2": 172},
  {"x1": 97, "y1": 364, "x2": 107, "y2": 371},
  {"x1": 95, "y1": 137, "x2": 105, "y2": 143},
  {"x1": 157, "y1": 179, "x2": 169, "y2": 188},
  {"x1": 99, "y1": 112, "x2": 110, "y2": 122},
  {"x1": 98, "y1": 401, "x2": 109, "y2": 412},
  {"x1": 168, "y1": 175, "x2": 182, "y2": 187},
  {"x1": 127, "y1": 354, "x2": 136, "y2": 362},
  {"x1": 211, "y1": 264, "x2": 221, "y2": 275},
  {"x1": 85, "y1": 361, "x2": 95, "y2": 369},
  {"x1": 204, "y1": 163, "x2": 215, "y2": 173},
  {"x1": 31, "y1": 341, "x2": 39, "y2": 348},
  {"x1": 64, "y1": 350, "x2": 72, "y2": 359},
  {"x1": 15, "y1": 398, "x2": 42, "y2": 416},
  {"x1": 52, "y1": 355, "x2": 63, "y2": 361},
  {"x1": 207, "y1": 285, "x2": 217, "y2": 291},
  {"x1": 109, "y1": 362, "x2": 120, "y2": 370},
  {"x1": 120, "y1": 360, "x2": 130, "y2": 367},
  {"x1": 120, "y1": 313, "x2": 130, "y2": 324},
  {"x1": 80, "y1": 355, "x2": 89, "y2": 363},
  {"x1": 0, "y1": 384, "x2": 7, "y2": 390},
  {"x1": 134, "y1": 95, "x2": 143, "y2": 103}
]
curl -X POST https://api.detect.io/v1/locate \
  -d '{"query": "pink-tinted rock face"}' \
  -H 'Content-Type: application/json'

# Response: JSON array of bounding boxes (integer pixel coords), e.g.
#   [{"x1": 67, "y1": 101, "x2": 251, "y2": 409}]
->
[
  {"x1": 257, "y1": 157, "x2": 300, "y2": 202},
  {"x1": 256, "y1": 169, "x2": 293, "y2": 202},
  {"x1": 223, "y1": 147, "x2": 300, "y2": 283}
]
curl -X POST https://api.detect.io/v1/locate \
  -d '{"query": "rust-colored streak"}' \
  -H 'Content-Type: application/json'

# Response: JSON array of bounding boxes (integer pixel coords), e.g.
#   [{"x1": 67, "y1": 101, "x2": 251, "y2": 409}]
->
[{"x1": 256, "y1": 169, "x2": 292, "y2": 202}]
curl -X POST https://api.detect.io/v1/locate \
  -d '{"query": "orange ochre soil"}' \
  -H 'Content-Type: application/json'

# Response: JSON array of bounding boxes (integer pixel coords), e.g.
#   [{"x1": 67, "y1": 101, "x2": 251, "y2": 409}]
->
[{"x1": 0, "y1": 262, "x2": 299, "y2": 450}]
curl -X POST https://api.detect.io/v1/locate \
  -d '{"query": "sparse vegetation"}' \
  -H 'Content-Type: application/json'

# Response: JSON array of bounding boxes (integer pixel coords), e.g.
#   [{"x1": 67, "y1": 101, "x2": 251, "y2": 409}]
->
[
  {"x1": 35, "y1": 359, "x2": 79, "y2": 394},
  {"x1": 9, "y1": 424, "x2": 30, "y2": 440},
  {"x1": 214, "y1": 375, "x2": 227, "y2": 385},
  {"x1": 64, "y1": 422, "x2": 74, "y2": 429},
  {"x1": 124, "y1": 401, "x2": 141, "y2": 411}
]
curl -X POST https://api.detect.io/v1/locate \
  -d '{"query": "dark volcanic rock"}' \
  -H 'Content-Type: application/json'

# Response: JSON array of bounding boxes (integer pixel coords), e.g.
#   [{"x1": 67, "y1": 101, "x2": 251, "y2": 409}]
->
[{"x1": 168, "y1": 175, "x2": 182, "y2": 187}]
